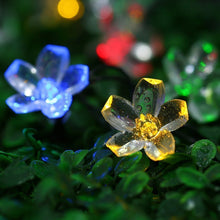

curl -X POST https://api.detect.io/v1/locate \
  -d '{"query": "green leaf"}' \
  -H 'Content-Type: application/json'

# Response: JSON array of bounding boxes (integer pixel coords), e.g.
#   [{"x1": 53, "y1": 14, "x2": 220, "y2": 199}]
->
[
  {"x1": 176, "y1": 167, "x2": 209, "y2": 189},
  {"x1": 13, "y1": 146, "x2": 35, "y2": 160},
  {"x1": 0, "y1": 198, "x2": 26, "y2": 219},
  {"x1": 180, "y1": 190, "x2": 206, "y2": 217},
  {"x1": 216, "y1": 146, "x2": 220, "y2": 161},
  {"x1": 61, "y1": 210, "x2": 88, "y2": 220},
  {"x1": 72, "y1": 150, "x2": 89, "y2": 167},
  {"x1": 33, "y1": 175, "x2": 73, "y2": 204},
  {"x1": 0, "y1": 154, "x2": 13, "y2": 171},
  {"x1": 116, "y1": 171, "x2": 149, "y2": 198},
  {"x1": 59, "y1": 150, "x2": 75, "y2": 172},
  {"x1": 92, "y1": 132, "x2": 115, "y2": 150},
  {"x1": 160, "y1": 171, "x2": 182, "y2": 188},
  {"x1": 26, "y1": 206, "x2": 60, "y2": 220},
  {"x1": 126, "y1": 153, "x2": 150, "y2": 174},
  {"x1": 114, "y1": 152, "x2": 143, "y2": 176},
  {"x1": 90, "y1": 157, "x2": 113, "y2": 180},
  {"x1": 92, "y1": 149, "x2": 112, "y2": 162},
  {"x1": 0, "y1": 160, "x2": 34, "y2": 188},
  {"x1": 163, "y1": 152, "x2": 190, "y2": 164},
  {"x1": 191, "y1": 139, "x2": 216, "y2": 168},
  {"x1": 71, "y1": 173, "x2": 101, "y2": 188},
  {"x1": 157, "y1": 198, "x2": 185, "y2": 220},
  {"x1": 180, "y1": 190, "x2": 198, "y2": 203},
  {"x1": 59, "y1": 150, "x2": 89, "y2": 172},
  {"x1": 87, "y1": 187, "x2": 116, "y2": 210},
  {"x1": 31, "y1": 160, "x2": 50, "y2": 179},
  {"x1": 204, "y1": 164, "x2": 220, "y2": 182},
  {"x1": 102, "y1": 205, "x2": 149, "y2": 220},
  {"x1": 23, "y1": 128, "x2": 43, "y2": 150}
]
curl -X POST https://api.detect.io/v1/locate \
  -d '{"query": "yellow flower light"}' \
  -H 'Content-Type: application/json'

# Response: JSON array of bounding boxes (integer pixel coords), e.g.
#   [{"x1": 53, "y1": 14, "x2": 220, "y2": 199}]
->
[
  {"x1": 57, "y1": 0, "x2": 84, "y2": 19},
  {"x1": 101, "y1": 78, "x2": 189, "y2": 161}
]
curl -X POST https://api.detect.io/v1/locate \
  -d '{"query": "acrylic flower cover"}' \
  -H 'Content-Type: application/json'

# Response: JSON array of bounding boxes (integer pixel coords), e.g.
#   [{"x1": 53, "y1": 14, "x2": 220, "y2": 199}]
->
[
  {"x1": 101, "y1": 78, "x2": 189, "y2": 161},
  {"x1": 4, "y1": 45, "x2": 89, "y2": 119}
]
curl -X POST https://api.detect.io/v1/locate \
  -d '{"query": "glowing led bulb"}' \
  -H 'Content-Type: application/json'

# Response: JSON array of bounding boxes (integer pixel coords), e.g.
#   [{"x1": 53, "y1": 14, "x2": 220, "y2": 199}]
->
[
  {"x1": 101, "y1": 78, "x2": 189, "y2": 161},
  {"x1": 57, "y1": 0, "x2": 83, "y2": 19},
  {"x1": 133, "y1": 114, "x2": 161, "y2": 139},
  {"x1": 4, "y1": 45, "x2": 90, "y2": 119},
  {"x1": 131, "y1": 42, "x2": 153, "y2": 62}
]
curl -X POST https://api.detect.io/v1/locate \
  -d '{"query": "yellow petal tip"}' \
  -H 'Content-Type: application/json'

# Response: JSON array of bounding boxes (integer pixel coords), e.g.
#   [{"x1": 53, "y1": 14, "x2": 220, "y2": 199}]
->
[{"x1": 142, "y1": 78, "x2": 163, "y2": 85}]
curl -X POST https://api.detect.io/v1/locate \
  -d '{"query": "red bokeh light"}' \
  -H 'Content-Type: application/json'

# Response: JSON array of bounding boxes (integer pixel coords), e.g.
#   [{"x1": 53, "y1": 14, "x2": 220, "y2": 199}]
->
[
  {"x1": 132, "y1": 63, "x2": 153, "y2": 78},
  {"x1": 208, "y1": 51, "x2": 218, "y2": 61},
  {"x1": 150, "y1": 36, "x2": 164, "y2": 56},
  {"x1": 127, "y1": 3, "x2": 144, "y2": 21},
  {"x1": 96, "y1": 32, "x2": 135, "y2": 66},
  {"x1": 99, "y1": 6, "x2": 113, "y2": 26}
]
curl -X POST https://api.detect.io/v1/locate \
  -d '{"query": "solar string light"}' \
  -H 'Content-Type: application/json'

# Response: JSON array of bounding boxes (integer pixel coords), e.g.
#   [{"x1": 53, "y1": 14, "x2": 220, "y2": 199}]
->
[
  {"x1": 4, "y1": 44, "x2": 89, "y2": 119},
  {"x1": 163, "y1": 41, "x2": 218, "y2": 123},
  {"x1": 93, "y1": 0, "x2": 164, "y2": 78},
  {"x1": 101, "y1": 78, "x2": 189, "y2": 161}
]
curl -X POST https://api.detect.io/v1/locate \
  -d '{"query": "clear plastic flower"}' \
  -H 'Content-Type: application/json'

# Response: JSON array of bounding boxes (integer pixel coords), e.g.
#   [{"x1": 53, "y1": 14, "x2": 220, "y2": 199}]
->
[
  {"x1": 4, "y1": 44, "x2": 89, "y2": 119},
  {"x1": 101, "y1": 78, "x2": 189, "y2": 161},
  {"x1": 163, "y1": 41, "x2": 218, "y2": 123}
]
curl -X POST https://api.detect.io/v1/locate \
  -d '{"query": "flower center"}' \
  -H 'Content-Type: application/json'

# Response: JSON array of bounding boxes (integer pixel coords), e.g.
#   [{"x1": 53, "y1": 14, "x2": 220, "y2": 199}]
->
[
  {"x1": 133, "y1": 113, "x2": 161, "y2": 140},
  {"x1": 37, "y1": 78, "x2": 61, "y2": 102}
]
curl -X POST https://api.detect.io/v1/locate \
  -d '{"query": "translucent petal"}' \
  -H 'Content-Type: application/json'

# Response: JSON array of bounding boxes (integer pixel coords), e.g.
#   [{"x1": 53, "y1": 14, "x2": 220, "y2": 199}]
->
[
  {"x1": 144, "y1": 130, "x2": 175, "y2": 161},
  {"x1": 41, "y1": 92, "x2": 72, "y2": 119},
  {"x1": 158, "y1": 99, "x2": 189, "y2": 132},
  {"x1": 37, "y1": 78, "x2": 72, "y2": 119},
  {"x1": 174, "y1": 76, "x2": 203, "y2": 97},
  {"x1": 37, "y1": 78, "x2": 60, "y2": 100},
  {"x1": 36, "y1": 45, "x2": 70, "y2": 83},
  {"x1": 188, "y1": 93, "x2": 218, "y2": 123},
  {"x1": 101, "y1": 95, "x2": 138, "y2": 132},
  {"x1": 132, "y1": 78, "x2": 165, "y2": 116},
  {"x1": 188, "y1": 41, "x2": 218, "y2": 77},
  {"x1": 207, "y1": 80, "x2": 220, "y2": 108},
  {"x1": 4, "y1": 59, "x2": 38, "y2": 96},
  {"x1": 106, "y1": 131, "x2": 145, "y2": 157},
  {"x1": 61, "y1": 64, "x2": 89, "y2": 95},
  {"x1": 163, "y1": 48, "x2": 186, "y2": 85},
  {"x1": 6, "y1": 94, "x2": 40, "y2": 114}
]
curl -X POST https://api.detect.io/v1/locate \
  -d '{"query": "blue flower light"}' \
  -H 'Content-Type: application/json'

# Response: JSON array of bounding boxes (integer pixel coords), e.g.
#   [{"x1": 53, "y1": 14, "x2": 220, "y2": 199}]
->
[{"x1": 4, "y1": 45, "x2": 89, "y2": 119}]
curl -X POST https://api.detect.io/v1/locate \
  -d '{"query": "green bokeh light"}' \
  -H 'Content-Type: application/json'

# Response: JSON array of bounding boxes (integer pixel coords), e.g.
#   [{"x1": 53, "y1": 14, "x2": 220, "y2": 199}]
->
[
  {"x1": 203, "y1": 113, "x2": 217, "y2": 123},
  {"x1": 167, "y1": 50, "x2": 175, "y2": 61},
  {"x1": 202, "y1": 42, "x2": 213, "y2": 53},
  {"x1": 175, "y1": 83, "x2": 192, "y2": 96},
  {"x1": 198, "y1": 61, "x2": 207, "y2": 71},
  {"x1": 180, "y1": 71, "x2": 188, "y2": 79}
]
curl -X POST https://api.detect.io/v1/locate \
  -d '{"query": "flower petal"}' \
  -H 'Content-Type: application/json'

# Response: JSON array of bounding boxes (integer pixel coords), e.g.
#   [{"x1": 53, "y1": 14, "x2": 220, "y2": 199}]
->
[
  {"x1": 4, "y1": 59, "x2": 38, "y2": 96},
  {"x1": 101, "y1": 95, "x2": 138, "y2": 132},
  {"x1": 144, "y1": 130, "x2": 175, "y2": 161},
  {"x1": 36, "y1": 45, "x2": 70, "y2": 82},
  {"x1": 106, "y1": 131, "x2": 145, "y2": 157},
  {"x1": 6, "y1": 94, "x2": 41, "y2": 114},
  {"x1": 188, "y1": 93, "x2": 218, "y2": 123},
  {"x1": 132, "y1": 78, "x2": 165, "y2": 116},
  {"x1": 60, "y1": 64, "x2": 89, "y2": 95},
  {"x1": 158, "y1": 99, "x2": 189, "y2": 132},
  {"x1": 41, "y1": 92, "x2": 72, "y2": 119},
  {"x1": 188, "y1": 41, "x2": 218, "y2": 76},
  {"x1": 163, "y1": 48, "x2": 185, "y2": 86}
]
